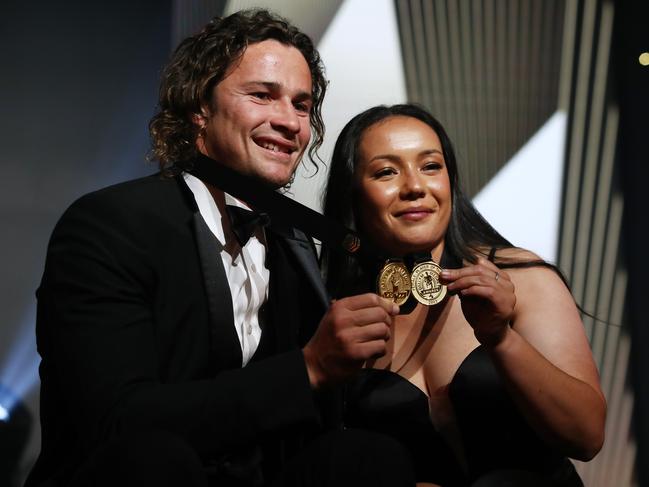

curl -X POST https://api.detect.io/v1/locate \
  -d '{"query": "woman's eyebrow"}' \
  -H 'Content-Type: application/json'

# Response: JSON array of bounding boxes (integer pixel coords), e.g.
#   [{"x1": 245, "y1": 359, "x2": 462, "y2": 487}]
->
[
  {"x1": 419, "y1": 149, "x2": 444, "y2": 157},
  {"x1": 368, "y1": 154, "x2": 401, "y2": 163}
]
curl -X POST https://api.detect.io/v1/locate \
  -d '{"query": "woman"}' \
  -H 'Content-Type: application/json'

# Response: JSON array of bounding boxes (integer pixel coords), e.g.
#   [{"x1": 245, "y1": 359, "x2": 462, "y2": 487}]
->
[{"x1": 321, "y1": 104, "x2": 605, "y2": 487}]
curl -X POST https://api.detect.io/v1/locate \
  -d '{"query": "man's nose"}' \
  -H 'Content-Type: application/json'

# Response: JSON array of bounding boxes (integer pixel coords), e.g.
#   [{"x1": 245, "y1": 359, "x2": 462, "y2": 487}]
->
[{"x1": 270, "y1": 99, "x2": 301, "y2": 135}]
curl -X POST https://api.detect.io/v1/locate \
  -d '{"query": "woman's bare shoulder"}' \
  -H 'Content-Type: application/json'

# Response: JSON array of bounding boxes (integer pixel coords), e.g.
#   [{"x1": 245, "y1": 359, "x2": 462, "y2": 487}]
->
[
  {"x1": 478, "y1": 247, "x2": 567, "y2": 291},
  {"x1": 473, "y1": 246, "x2": 545, "y2": 264},
  {"x1": 493, "y1": 246, "x2": 542, "y2": 262}
]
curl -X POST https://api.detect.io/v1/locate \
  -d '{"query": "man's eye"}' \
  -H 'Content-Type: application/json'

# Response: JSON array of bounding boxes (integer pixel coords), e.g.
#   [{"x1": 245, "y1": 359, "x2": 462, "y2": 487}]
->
[
  {"x1": 294, "y1": 102, "x2": 310, "y2": 113},
  {"x1": 252, "y1": 92, "x2": 271, "y2": 100}
]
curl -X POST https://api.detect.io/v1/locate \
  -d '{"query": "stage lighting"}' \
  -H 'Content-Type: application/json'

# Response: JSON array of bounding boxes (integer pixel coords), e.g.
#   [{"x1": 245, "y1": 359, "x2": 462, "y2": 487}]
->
[
  {"x1": 0, "y1": 384, "x2": 32, "y2": 487},
  {"x1": 0, "y1": 404, "x2": 8, "y2": 421},
  {"x1": 639, "y1": 52, "x2": 649, "y2": 66}
]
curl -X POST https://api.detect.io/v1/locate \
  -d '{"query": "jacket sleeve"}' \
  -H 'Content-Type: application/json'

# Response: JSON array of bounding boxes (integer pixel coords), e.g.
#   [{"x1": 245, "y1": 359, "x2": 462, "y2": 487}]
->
[{"x1": 36, "y1": 190, "x2": 321, "y2": 460}]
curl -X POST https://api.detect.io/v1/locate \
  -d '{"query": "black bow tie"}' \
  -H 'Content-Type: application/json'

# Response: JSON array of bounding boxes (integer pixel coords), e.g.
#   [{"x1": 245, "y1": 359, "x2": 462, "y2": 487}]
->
[{"x1": 225, "y1": 205, "x2": 271, "y2": 247}]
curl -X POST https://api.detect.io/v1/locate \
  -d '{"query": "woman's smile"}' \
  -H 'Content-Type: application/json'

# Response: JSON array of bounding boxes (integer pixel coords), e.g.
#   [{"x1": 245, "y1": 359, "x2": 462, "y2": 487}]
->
[
  {"x1": 394, "y1": 206, "x2": 435, "y2": 221},
  {"x1": 354, "y1": 115, "x2": 451, "y2": 257}
]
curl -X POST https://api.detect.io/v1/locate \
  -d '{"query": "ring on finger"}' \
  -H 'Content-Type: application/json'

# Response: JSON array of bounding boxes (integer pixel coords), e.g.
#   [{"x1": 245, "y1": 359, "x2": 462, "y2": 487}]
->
[{"x1": 494, "y1": 271, "x2": 500, "y2": 282}]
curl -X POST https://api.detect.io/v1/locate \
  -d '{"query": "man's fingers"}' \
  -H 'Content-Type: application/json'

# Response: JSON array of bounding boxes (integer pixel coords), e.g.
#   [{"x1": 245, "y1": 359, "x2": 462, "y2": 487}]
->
[
  {"x1": 355, "y1": 340, "x2": 389, "y2": 361},
  {"x1": 351, "y1": 322, "x2": 391, "y2": 342},
  {"x1": 340, "y1": 293, "x2": 399, "y2": 315},
  {"x1": 346, "y1": 307, "x2": 393, "y2": 328},
  {"x1": 307, "y1": 295, "x2": 397, "y2": 387}
]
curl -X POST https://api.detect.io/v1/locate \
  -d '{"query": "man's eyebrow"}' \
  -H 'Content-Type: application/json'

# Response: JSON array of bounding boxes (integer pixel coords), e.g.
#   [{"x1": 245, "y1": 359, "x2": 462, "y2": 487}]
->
[
  {"x1": 243, "y1": 80, "x2": 279, "y2": 90},
  {"x1": 243, "y1": 81, "x2": 312, "y2": 101}
]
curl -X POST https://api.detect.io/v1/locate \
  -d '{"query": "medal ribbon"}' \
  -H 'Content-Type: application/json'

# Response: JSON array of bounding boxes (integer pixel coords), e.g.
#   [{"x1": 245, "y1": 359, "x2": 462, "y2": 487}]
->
[
  {"x1": 188, "y1": 153, "x2": 362, "y2": 256},
  {"x1": 188, "y1": 155, "x2": 448, "y2": 309}
]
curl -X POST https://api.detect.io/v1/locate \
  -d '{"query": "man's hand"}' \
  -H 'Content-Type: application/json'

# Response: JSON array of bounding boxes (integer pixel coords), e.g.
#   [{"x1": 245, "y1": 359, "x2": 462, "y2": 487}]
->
[{"x1": 303, "y1": 293, "x2": 399, "y2": 389}]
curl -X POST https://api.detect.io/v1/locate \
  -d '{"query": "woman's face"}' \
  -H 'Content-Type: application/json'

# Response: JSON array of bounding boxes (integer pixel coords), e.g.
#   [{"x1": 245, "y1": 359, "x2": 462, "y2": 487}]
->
[{"x1": 354, "y1": 116, "x2": 451, "y2": 258}]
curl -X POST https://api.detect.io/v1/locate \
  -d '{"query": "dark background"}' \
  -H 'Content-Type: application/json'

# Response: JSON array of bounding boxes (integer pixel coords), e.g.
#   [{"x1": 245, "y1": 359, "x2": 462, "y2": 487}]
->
[
  {"x1": 0, "y1": 1, "x2": 171, "y2": 483},
  {"x1": 616, "y1": 1, "x2": 649, "y2": 486}
]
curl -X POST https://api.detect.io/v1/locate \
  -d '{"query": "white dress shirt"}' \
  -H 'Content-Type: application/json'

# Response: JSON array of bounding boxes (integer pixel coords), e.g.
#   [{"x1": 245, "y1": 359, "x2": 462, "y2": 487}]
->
[{"x1": 183, "y1": 173, "x2": 270, "y2": 366}]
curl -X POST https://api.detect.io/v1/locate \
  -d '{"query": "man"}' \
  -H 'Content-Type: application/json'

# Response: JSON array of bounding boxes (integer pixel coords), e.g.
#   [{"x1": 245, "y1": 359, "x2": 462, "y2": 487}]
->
[{"x1": 25, "y1": 9, "x2": 413, "y2": 487}]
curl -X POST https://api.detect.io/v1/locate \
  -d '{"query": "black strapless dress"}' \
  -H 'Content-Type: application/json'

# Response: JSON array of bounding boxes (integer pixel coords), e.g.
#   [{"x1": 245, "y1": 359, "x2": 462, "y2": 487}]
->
[{"x1": 343, "y1": 345, "x2": 583, "y2": 486}]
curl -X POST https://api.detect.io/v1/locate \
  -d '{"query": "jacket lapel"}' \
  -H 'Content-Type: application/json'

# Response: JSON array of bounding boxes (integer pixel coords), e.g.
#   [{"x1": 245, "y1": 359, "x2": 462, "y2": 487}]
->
[
  {"x1": 192, "y1": 212, "x2": 243, "y2": 373},
  {"x1": 268, "y1": 227, "x2": 342, "y2": 430},
  {"x1": 279, "y1": 228, "x2": 329, "y2": 310},
  {"x1": 254, "y1": 227, "x2": 329, "y2": 357},
  {"x1": 191, "y1": 190, "x2": 329, "y2": 372}
]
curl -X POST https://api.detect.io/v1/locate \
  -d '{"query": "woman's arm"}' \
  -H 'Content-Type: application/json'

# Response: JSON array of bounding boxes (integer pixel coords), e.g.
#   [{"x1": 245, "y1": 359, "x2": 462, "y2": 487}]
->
[{"x1": 441, "y1": 250, "x2": 606, "y2": 461}]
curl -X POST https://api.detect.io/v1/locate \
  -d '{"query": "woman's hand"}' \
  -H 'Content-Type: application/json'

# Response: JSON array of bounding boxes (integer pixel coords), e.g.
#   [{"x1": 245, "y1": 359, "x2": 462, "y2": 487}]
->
[
  {"x1": 440, "y1": 257, "x2": 516, "y2": 347},
  {"x1": 446, "y1": 250, "x2": 606, "y2": 460}
]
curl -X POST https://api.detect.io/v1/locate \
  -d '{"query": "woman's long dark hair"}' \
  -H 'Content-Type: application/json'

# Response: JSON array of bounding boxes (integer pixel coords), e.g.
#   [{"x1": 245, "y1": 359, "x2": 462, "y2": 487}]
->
[{"x1": 321, "y1": 104, "x2": 564, "y2": 298}]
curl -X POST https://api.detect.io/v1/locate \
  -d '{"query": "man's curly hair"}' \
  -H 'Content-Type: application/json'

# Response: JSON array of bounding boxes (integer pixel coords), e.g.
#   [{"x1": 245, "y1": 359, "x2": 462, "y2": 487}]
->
[{"x1": 149, "y1": 9, "x2": 327, "y2": 174}]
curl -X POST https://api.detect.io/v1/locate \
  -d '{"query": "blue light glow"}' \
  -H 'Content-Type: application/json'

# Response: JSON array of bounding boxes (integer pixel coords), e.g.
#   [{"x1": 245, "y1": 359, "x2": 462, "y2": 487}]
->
[
  {"x1": 0, "y1": 404, "x2": 8, "y2": 421},
  {"x1": 0, "y1": 383, "x2": 19, "y2": 421},
  {"x1": 0, "y1": 305, "x2": 40, "y2": 414}
]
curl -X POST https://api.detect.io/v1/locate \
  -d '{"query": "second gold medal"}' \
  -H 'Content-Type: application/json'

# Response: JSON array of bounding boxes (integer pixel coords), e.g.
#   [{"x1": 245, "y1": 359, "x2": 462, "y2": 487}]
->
[{"x1": 410, "y1": 260, "x2": 447, "y2": 306}]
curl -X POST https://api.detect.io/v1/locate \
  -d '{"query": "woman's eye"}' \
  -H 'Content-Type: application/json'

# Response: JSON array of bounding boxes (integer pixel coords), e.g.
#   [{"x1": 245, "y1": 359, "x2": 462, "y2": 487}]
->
[
  {"x1": 374, "y1": 168, "x2": 397, "y2": 178},
  {"x1": 422, "y1": 162, "x2": 442, "y2": 171}
]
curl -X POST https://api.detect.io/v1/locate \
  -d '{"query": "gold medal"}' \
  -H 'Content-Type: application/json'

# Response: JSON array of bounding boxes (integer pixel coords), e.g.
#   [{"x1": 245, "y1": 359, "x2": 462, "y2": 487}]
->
[
  {"x1": 376, "y1": 260, "x2": 412, "y2": 306},
  {"x1": 410, "y1": 260, "x2": 447, "y2": 306}
]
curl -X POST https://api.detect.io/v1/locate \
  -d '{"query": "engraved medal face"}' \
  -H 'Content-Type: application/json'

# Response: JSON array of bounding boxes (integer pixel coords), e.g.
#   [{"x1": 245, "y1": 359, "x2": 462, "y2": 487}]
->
[
  {"x1": 410, "y1": 261, "x2": 447, "y2": 306},
  {"x1": 377, "y1": 261, "x2": 412, "y2": 306}
]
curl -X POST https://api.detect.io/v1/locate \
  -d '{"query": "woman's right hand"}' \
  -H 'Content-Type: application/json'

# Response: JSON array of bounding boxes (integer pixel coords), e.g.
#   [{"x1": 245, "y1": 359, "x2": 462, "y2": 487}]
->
[{"x1": 440, "y1": 257, "x2": 516, "y2": 347}]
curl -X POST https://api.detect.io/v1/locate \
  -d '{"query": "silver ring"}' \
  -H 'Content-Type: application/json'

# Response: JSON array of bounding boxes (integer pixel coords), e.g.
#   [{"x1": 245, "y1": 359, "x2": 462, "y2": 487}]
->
[{"x1": 494, "y1": 272, "x2": 500, "y2": 282}]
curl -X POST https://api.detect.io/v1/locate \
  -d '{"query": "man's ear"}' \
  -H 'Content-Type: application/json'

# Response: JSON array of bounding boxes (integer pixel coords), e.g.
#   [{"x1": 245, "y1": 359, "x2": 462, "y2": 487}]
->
[{"x1": 192, "y1": 110, "x2": 207, "y2": 130}]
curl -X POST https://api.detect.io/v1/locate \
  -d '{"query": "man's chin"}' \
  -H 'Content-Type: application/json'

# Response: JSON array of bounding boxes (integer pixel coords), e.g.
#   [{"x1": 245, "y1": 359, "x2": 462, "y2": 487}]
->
[
  {"x1": 248, "y1": 170, "x2": 294, "y2": 190},
  {"x1": 253, "y1": 160, "x2": 299, "y2": 188},
  {"x1": 202, "y1": 149, "x2": 298, "y2": 188}
]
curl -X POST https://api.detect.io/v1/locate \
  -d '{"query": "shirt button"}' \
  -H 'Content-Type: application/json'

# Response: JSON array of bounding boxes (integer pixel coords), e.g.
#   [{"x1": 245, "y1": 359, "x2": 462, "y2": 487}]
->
[
  {"x1": 246, "y1": 324, "x2": 252, "y2": 335},
  {"x1": 251, "y1": 264, "x2": 257, "y2": 273}
]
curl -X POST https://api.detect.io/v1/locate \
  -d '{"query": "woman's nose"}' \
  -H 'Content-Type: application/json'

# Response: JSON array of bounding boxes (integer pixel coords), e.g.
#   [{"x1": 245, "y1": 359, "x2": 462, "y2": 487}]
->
[{"x1": 399, "y1": 169, "x2": 425, "y2": 199}]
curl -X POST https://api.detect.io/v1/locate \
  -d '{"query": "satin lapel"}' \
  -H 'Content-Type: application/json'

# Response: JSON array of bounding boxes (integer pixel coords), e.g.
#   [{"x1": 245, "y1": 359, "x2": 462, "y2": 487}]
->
[
  {"x1": 260, "y1": 229, "x2": 327, "y2": 355},
  {"x1": 280, "y1": 229, "x2": 330, "y2": 310},
  {"x1": 271, "y1": 228, "x2": 343, "y2": 430},
  {"x1": 192, "y1": 212, "x2": 243, "y2": 373}
]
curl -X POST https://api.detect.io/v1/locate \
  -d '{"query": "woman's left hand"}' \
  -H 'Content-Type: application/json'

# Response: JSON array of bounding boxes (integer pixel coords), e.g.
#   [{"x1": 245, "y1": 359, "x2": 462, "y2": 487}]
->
[{"x1": 440, "y1": 257, "x2": 516, "y2": 347}]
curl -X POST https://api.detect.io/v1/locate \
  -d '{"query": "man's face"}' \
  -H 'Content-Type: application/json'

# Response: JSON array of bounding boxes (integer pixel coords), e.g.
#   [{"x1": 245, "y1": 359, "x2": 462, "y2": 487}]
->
[{"x1": 196, "y1": 39, "x2": 313, "y2": 188}]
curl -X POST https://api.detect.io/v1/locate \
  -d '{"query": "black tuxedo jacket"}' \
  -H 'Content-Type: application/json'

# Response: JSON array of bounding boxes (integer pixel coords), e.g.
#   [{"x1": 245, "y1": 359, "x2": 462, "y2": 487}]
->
[{"x1": 26, "y1": 174, "x2": 331, "y2": 486}]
